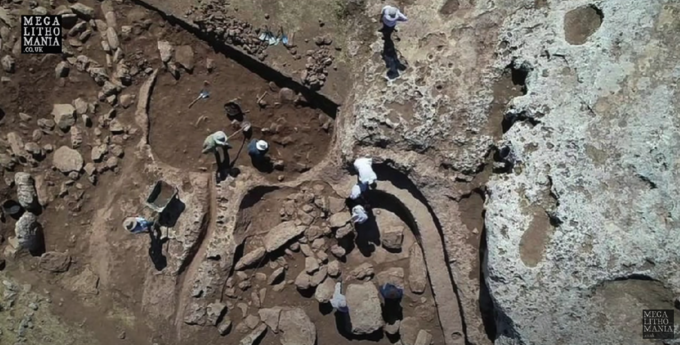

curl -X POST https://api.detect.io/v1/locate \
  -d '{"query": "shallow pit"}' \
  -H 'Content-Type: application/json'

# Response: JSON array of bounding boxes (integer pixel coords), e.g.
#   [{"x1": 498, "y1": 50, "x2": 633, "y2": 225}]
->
[
  {"x1": 564, "y1": 4, "x2": 604, "y2": 45},
  {"x1": 145, "y1": 21, "x2": 334, "y2": 181}
]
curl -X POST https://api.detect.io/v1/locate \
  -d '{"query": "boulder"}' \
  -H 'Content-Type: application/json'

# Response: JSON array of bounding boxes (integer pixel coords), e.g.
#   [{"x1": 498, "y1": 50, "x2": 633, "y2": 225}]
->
[
  {"x1": 70, "y1": 3, "x2": 94, "y2": 19},
  {"x1": 263, "y1": 221, "x2": 306, "y2": 252},
  {"x1": 7, "y1": 132, "x2": 30, "y2": 164},
  {"x1": 73, "y1": 98, "x2": 88, "y2": 115},
  {"x1": 330, "y1": 244, "x2": 346, "y2": 258},
  {"x1": 1, "y1": 55, "x2": 14, "y2": 73},
  {"x1": 346, "y1": 283, "x2": 384, "y2": 334},
  {"x1": 52, "y1": 104, "x2": 76, "y2": 131},
  {"x1": 91, "y1": 144, "x2": 107, "y2": 162},
  {"x1": 279, "y1": 88, "x2": 296, "y2": 103},
  {"x1": 39, "y1": 252, "x2": 71, "y2": 272},
  {"x1": 175, "y1": 45, "x2": 195, "y2": 72},
  {"x1": 106, "y1": 27, "x2": 119, "y2": 50},
  {"x1": 184, "y1": 302, "x2": 206, "y2": 325},
  {"x1": 157, "y1": 40, "x2": 174, "y2": 63},
  {"x1": 239, "y1": 323, "x2": 266, "y2": 345},
  {"x1": 15, "y1": 212, "x2": 41, "y2": 252},
  {"x1": 218, "y1": 317, "x2": 232, "y2": 335},
  {"x1": 278, "y1": 308, "x2": 316, "y2": 345},
  {"x1": 244, "y1": 314, "x2": 260, "y2": 329},
  {"x1": 335, "y1": 224, "x2": 353, "y2": 239},
  {"x1": 294, "y1": 271, "x2": 312, "y2": 290},
  {"x1": 258, "y1": 307, "x2": 281, "y2": 333},
  {"x1": 53, "y1": 146, "x2": 83, "y2": 173},
  {"x1": 235, "y1": 247, "x2": 266, "y2": 270},
  {"x1": 350, "y1": 263, "x2": 374, "y2": 280},
  {"x1": 300, "y1": 243, "x2": 314, "y2": 257},
  {"x1": 314, "y1": 278, "x2": 335, "y2": 303},
  {"x1": 329, "y1": 213, "x2": 350, "y2": 229},
  {"x1": 15, "y1": 173, "x2": 39, "y2": 211},
  {"x1": 268, "y1": 267, "x2": 285, "y2": 285},
  {"x1": 414, "y1": 330, "x2": 433, "y2": 345},
  {"x1": 305, "y1": 257, "x2": 319, "y2": 274},
  {"x1": 55, "y1": 61, "x2": 70, "y2": 78},
  {"x1": 399, "y1": 317, "x2": 420, "y2": 345},
  {"x1": 309, "y1": 266, "x2": 327, "y2": 287},
  {"x1": 382, "y1": 225, "x2": 404, "y2": 250},
  {"x1": 206, "y1": 302, "x2": 226, "y2": 326},
  {"x1": 328, "y1": 260, "x2": 341, "y2": 277},
  {"x1": 408, "y1": 243, "x2": 427, "y2": 294},
  {"x1": 377, "y1": 267, "x2": 405, "y2": 289}
]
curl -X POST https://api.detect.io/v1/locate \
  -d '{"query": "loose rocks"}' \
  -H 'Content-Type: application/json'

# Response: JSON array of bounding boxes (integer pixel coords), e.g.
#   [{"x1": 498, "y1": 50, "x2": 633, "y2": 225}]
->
[
  {"x1": 235, "y1": 247, "x2": 266, "y2": 270},
  {"x1": 278, "y1": 308, "x2": 316, "y2": 345},
  {"x1": 157, "y1": 40, "x2": 174, "y2": 63},
  {"x1": 346, "y1": 283, "x2": 384, "y2": 335},
  {"x1": 268, "y1": 267, "x2": 285, "y2": 285},
  {"x1": 350, "y1": 263, "x2": 375, "y2": 280},
  {"x1": 400, "y1": 317, "x2": 420, "y2": 345},
  {"x1": 52, "y1": 104, "x2": 76, "y2": 131},
  {"x1": 15, "y1": 173, "x2": 39, "y2": 211},
  {"x1": 206, "y1": 302, "x2": 226, "y2": 326},
  {"x1": 175, "y1": 45, "x2": 195, "y2": 72},
  {"x1": 15, "y1": 212, "x2": 41, "y2": 252},
  {"x1": 258, "y1": 307, "x2": 281, "y2": 333},
  {"x1": 239, "y1": 323, "x2": 266, "y2": 345},
  {"x1": 264, "y1": 221, "x2": 306, "y2": 252},
  {"x1": 408, "y1": 244, "x2": 427, "y2": 294},
  {"x1": 382, "y1": 225, "x2": 404, "y2": 250},
  {"x1": 53, "y1": 146, "x2": 84, "y2": 173},
  {"x1": 314, "y1": 278, "x2": 335, "y2": 303}
]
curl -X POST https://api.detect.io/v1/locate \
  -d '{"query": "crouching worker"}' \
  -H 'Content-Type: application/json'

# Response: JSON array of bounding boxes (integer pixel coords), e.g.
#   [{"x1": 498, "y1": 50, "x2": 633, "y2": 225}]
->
[
  {"x1": 351, "y1": 205, "x2": 369, "y2": 225},
  {"x1": 203, "y1": 131, "x2": 232, "y2": 177},
  {"x1": 123, "y1": 216, "x2": 154, "y2": 234},
  {"x1": 248, "y1": 139, "x2": 273, "y2": 172},
  {"x1": 330, "y1": 282, "x2": 349, "y2": 313},
  {"x1": 353, "y1": 157, "x2": 378, "y2": 190}
]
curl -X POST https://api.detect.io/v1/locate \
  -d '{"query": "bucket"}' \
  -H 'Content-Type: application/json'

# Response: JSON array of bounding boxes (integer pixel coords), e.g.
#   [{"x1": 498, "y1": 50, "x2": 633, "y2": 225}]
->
[
  {"x1": 2, "y1": 200, "x2": 23, "y2": 216},
  {"x1": 224, "y1": 101, "x2": 243, "y2": 119}
]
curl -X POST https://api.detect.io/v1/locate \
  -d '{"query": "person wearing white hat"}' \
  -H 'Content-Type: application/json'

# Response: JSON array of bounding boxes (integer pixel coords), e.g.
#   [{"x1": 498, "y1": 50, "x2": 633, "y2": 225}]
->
[
  {"x1": 381, "y1": 5, "x2": 408, "y2": 34},
  {"x1": 123, "y1": 216, "x2": 154, "y2": 234},
  {"x1": 248, "y1": 139, "x2": 269, "y2": 161}
]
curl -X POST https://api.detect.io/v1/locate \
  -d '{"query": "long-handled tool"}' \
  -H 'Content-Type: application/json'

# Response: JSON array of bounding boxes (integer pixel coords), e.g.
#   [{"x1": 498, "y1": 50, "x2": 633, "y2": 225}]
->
[
  {"x1": 188, "y1": 90, "x2": 210, "y2": 108},
  {"x1": 228, "y1": 121, "x2": 252, "y2": 139}
]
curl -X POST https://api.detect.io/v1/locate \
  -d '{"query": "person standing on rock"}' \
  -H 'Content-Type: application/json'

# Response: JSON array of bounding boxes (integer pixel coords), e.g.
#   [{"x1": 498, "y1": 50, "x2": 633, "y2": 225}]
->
[
  {"x1": 123, "y1": 216, "x2": 154, "y2": 234},
  {"x1": 353, "y1": 157, "x2": 378, "y2": 190},
  {"x1": 380, "y1": 5, "x2": 408, "y2": 36},
  {"x1": 202, "y1": 131, "x2": 232, "y2": 178},
  {"x1": 330, "y1": 282, "x2": 349, "y2": 313}
]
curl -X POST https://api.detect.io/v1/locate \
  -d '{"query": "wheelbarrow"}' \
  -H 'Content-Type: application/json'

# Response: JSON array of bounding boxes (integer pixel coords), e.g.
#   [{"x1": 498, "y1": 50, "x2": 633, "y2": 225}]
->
[{"x1": 145, "y1": 180, "x2": 178, "y2": 214}]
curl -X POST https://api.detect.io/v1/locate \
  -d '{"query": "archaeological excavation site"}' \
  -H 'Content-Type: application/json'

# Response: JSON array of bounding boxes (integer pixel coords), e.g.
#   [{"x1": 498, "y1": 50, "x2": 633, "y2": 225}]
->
[{"x1": 1, "y1": 0, "x2": 679, "y2": 344}]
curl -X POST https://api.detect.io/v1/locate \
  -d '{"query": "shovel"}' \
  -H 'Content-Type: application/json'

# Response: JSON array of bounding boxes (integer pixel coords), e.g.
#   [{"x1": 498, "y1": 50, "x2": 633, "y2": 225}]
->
[
  {"x1": 188, "y1": 90, "x2": 210, "y2": 108},
  {"x1": 229, "y1": 121, "x2": 252, "y2": 139}
]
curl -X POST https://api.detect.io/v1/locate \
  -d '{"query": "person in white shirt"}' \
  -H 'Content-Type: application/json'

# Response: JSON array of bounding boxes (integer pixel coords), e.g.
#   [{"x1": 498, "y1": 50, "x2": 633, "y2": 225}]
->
[
  {"x1": 353, "y1": 157, "x2": 378, "y2": 190},
  {"x1": 381, "y1": 5, "x2": 408, "y2": 34},
  {"x1": 330, "y1": 282, "x2": 349, "y2": 313},
  {"x1": 351, "y1": 205, "x2": 369, "y2": 225}
]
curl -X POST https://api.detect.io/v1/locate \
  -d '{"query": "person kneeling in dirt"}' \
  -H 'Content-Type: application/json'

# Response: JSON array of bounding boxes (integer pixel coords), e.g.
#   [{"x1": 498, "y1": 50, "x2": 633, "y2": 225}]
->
[
  {"x1": 353, "y1": 157, "x2": 378, "y2": 190},
  {"x1": 330, "y1": 282, "x2": 349, "y2": 313},
  {"x1": 203, "y1": 131, "x2": 232, "y2": 177},
  {"x1": 123, "y1": 216, "x2": 154, "y2": 234},
  {"x1": 248, "y1": 139, "x2": 274, "y2": 172}
]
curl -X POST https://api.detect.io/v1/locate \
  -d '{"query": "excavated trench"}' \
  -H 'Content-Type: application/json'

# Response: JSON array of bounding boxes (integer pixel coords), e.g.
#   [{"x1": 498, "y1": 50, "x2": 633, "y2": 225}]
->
[{"x1": 372, "y1": 163, "x2": 469, "y2": 344}]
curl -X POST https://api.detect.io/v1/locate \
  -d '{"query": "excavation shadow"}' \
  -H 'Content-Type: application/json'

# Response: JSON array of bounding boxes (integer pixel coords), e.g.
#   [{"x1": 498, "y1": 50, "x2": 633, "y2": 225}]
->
[
  {"x1": 381, "y1": 29, "x2": 407, "y2": 80},
  {"x1": 148, "y1": 226, "x2": 168, "y2": 271},
  {"x1": 158, "y1": 197, "x2": 185, "y2": 228},
  {"x1": 479, "y1": 219, "x2": 498, "y2": 341}
]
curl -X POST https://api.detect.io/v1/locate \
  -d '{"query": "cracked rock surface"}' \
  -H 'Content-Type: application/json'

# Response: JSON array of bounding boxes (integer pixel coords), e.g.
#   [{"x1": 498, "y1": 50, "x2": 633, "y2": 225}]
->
[{"x1": 484, "y1": 0, "x2": 680, "y2": 344}]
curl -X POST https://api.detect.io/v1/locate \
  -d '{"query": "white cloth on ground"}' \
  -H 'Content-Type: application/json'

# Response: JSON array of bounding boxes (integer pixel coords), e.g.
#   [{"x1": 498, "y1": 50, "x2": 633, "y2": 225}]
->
[
  {"x1": 353, "y1": 157, "x2": 377, "y2": 185},
  {"x1": 381, "y1": 5, "x2": 408, "y2": 28},
  {"x1": 351, "y1": 205, "x2": 369, "y2": 224}
]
